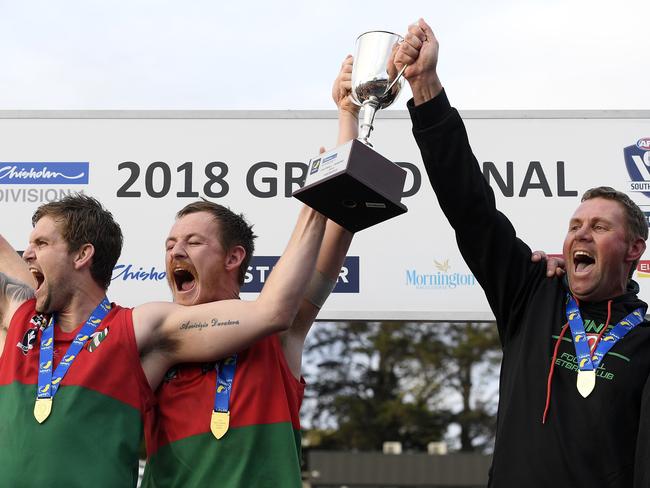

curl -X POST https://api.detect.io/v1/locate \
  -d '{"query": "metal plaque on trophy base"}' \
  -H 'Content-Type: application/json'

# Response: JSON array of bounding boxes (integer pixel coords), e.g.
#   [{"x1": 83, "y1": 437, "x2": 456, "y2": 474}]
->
[{"x1": 293, "y1": 139, "x2": 407, "y2": 233}]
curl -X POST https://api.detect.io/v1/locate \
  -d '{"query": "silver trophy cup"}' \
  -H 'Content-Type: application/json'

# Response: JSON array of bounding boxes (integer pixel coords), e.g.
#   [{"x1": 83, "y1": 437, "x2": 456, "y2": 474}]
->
[
  {"x1": 352, "y1": 30, "x2": 406, "y2": 145},
  {"x1": 292, "y1": 31, "x2": 408, "y2": 233}
]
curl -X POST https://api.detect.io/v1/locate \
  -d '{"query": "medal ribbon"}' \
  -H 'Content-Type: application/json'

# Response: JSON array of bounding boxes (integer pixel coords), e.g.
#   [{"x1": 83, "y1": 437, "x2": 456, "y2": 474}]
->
[
  {"x1": 565, "y1": 294, "x2": 645, "y2": 371},
  {"x1": 37, "y1": 297, "x2": 111, "y2": 401},
  {"x1": 214, "y1": 354, "x2": 237, "y2": 414}
]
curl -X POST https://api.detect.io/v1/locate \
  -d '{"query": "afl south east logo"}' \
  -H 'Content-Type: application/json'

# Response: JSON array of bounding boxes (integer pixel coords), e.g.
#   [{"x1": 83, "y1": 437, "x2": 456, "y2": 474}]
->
[{"x1": 625, "y1": 137, "x2": 650, "y2": 197}]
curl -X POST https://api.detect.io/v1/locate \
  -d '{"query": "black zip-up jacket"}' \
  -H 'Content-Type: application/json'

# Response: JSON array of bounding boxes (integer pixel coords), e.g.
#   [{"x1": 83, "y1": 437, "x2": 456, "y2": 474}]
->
[{"x1": 408, "y1": 89, "x2": 650, "y2": 488}]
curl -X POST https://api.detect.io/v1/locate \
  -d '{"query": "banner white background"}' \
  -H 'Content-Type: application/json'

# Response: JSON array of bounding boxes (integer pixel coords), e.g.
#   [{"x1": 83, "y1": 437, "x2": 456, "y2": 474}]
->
[{"x1": 0, "y1": 111, "x2": 648, "y2": 320}]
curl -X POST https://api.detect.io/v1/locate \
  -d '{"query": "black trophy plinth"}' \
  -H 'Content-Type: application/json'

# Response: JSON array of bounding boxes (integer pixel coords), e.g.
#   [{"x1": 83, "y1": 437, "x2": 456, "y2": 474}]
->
[{"x1": 292, "y1": 139, "x2": 407, "y2": 233}]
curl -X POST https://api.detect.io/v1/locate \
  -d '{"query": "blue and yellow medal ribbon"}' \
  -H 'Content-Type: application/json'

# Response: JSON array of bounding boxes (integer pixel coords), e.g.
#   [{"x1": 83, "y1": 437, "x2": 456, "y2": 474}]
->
[
  {"x1": 34, "y1": 297, "x2": 111, "y2": 423},
  {"x1": 210, "y1": 354, "x2": 237, "y2": 439},
  {"x1": 565, "y1": 294, "x2": 645, "y2": 397}
]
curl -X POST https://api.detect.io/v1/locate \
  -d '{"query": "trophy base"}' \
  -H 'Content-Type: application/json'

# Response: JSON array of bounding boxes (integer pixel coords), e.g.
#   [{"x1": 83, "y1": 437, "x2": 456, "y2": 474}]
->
[{"x1": 292, "y1": 139, "x2": 408, "y2": 233}]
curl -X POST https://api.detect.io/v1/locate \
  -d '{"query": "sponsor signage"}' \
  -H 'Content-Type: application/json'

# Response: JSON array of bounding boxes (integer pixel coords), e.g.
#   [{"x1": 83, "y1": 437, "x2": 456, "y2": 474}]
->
[
  {"x1": 405, "y1": 259, "x2": 477, "y2": 290},
  {"x1": 0, "y1": 162, "x2": 89, "y2": 185},
  {"x1": 112, "y1": 264, "x2": 167, "y2": 282},
  {"x1": 636, "y1": 260, "x2": 650, "y2": 279},
  {"x1": 108, "y1": 258, "x2": 359, "y2": 293},
  {"x1": 242, "y1": 256, "x2": 359, "y2": 293},
  {"x1": 625, "y1": 138, "x2": 650, "y2": 196},
  {"x1": 1, "y1": 112, "x2": 648, "y2": 320}
]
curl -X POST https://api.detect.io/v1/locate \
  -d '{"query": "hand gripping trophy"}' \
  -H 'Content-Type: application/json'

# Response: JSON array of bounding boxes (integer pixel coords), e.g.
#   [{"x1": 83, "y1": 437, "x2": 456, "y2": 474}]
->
[{"x1": 293, "y1": 31, "x2": 409, "y2": 233}]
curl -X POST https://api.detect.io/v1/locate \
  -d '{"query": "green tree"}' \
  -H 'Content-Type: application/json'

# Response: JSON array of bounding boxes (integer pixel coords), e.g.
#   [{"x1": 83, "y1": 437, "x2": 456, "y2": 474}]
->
[
  {"x1": 302, "y1": 321, "x2": 501, "y2": 453},
  {"x1": 303, "y1": 321, "x2": 448, "y2": 451},
  {"x1": 438, "y1": 322, "x2": 501, "y2": 452}
]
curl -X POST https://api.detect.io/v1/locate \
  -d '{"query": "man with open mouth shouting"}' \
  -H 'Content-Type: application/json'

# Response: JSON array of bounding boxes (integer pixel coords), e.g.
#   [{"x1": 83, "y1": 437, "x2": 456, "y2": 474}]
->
[
  {"x1": 140, "y1": 57, "x2": 358, "y2": 488},
  {"x1": 0, "y1": 190, "x2": 327, "y2": 486},
  {"x1": 397, "y1": 18, "x2": 650, "y2": 488}
]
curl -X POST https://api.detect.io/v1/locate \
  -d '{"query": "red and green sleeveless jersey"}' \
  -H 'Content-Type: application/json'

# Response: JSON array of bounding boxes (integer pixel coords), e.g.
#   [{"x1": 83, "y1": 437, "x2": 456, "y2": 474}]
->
[
  {"x1": 142, "y1": 334, "x2": 305, "y2": 488},
  {"x1": 0, "y1": 299, "x2": 155, "y2": 487}
]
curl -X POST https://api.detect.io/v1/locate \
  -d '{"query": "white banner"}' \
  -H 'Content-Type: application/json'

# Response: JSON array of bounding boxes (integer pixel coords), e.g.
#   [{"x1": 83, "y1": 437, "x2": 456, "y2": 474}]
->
[{"x1": 0, "y1": 111, "x2": 648, "y2": 320}]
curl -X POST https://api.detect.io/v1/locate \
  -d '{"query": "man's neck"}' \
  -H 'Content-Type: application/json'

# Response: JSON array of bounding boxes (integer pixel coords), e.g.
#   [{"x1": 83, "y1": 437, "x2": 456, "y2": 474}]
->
[
  {"x1": 56, "y1": 286, "x2": 107, "y2": 332},
  {"x1": 209, "y1": 283, "x2": 241, "y2": 303}
]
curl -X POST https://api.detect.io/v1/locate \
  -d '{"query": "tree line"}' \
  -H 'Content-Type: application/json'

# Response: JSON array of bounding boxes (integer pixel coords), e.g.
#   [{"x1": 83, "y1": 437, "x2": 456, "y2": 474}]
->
[{"x1": 302, "y1": 321, "x2": 501, "y2": 453}]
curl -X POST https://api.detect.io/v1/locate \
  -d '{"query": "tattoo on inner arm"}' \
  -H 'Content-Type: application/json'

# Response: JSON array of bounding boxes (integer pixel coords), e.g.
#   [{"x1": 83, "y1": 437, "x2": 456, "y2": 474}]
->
[
  {"x1": 0, "y1": 272, "x2": 35, "y2": 330},
  {"x1": 179, "y1": 318, "x2": 240, "y2": 331},
  {"x1": 0, "y1": 272, "x2": 35, "y2": 303}
]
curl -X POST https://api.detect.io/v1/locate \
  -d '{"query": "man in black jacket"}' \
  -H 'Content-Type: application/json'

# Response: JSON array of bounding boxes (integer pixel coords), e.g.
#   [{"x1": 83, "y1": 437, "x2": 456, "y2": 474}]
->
[{"x1": 396, "y1": 18, "x2": 650, "y2": 488}]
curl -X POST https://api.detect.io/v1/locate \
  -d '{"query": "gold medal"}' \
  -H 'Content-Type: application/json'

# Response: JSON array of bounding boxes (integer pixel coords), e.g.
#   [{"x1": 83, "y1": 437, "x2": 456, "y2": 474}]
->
[
  {"x1": 210, "y1": 411, "x2": 230, "y2": 439},
  {"x1": 34, "y1": 398, "x2": 52, "y2": 423},
  {"x1": 576, "y1": 370, "x2": 596, "y2": 398}
]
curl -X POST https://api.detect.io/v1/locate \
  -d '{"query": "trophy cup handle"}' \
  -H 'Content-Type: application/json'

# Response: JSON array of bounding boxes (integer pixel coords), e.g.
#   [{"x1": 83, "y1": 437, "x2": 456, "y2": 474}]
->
[{"x1": 383, "y1": 64, "x2": 408, "y2": 96}]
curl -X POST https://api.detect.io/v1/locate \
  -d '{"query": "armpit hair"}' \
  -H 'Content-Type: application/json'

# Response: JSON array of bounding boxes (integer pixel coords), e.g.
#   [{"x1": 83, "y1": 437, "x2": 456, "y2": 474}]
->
[{"x1": 138, "y1": 325, "x2": 179, "y2": 360}]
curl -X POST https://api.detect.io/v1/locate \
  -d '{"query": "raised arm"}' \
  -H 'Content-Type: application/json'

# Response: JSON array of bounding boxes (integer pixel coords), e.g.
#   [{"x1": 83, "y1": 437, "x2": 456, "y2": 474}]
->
[
  {"x1": 0, "y1": 273, "x2": 35, "y2": 351},
  {"x1": 0, "y1": 234, "x2": 35, "y2": 289},
  {"x1": 394, "y1": 19, "x2": 442, "y2": 107},
  {"x1": 396, "y1": 19, "x2": 545, "y2": 340},
  {"x1": 282, "y1": 220, "x2": 353, "y2": 377},
  {"x1": 281, "y1": 55, "x2": 358, "y2": 377},
  {"x1": 135, "y1": 205, "x2": 327, "y2": 388},
  {"x1": 332, "y1": 55, "x2": 359, "y2": 148},
  {"x1": 0, "y1": 235, "x2": 36, "y2": 351}
]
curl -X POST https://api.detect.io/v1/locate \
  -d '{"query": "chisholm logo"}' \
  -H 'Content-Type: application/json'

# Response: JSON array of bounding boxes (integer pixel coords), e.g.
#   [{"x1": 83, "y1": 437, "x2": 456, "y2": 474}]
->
[
  {"x1": 0, "y1": 162, "x2": 89, "y2": 184},
  {"x1": 406, "y1": 258, "x2": 477, "y2": 290},
  {"x1": 112, "y1": 264, "x2": 166, "y2": 282}
]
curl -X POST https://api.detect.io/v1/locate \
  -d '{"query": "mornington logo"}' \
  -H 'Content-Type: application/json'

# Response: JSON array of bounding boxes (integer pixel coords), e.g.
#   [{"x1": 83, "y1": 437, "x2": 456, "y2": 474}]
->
[
  {"x1": 0, "y1": 162, "x2": 89, "y2": 185},
  {"x1": 406, "y1": 258, "x2": 477, "y2": 290},
  {"x1": 624, "y1": 138, "x2": 650, "y2": 197}
]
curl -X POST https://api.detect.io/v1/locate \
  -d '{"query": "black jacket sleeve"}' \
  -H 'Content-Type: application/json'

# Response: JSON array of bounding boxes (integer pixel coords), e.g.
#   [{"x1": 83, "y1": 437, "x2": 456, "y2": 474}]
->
[{"x1": 408, "y1": 89, "x2": 544, "y2": 344}]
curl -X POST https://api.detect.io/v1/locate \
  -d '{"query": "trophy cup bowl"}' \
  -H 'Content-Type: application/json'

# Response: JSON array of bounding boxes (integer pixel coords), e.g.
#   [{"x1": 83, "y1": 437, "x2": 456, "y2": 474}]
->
[
  {"x1": 352, "y1": 31, "x2": 405, "y2": 145},
  {"x1": 292, "y1": 30, "x2": 408, "y2": 233}
]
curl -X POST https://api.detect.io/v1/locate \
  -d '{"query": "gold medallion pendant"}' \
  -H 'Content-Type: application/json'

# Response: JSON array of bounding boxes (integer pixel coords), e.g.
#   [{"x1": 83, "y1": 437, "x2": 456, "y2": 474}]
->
[
  {"x1": 576, "y1": 370, "x2": 596, "y2": 398},
  {"x1": 34, "y1": 398, "x2": 53, "y2": 423},
  {"x1": 210, "y1": 411, "x2": 230, "y2": 439}
]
